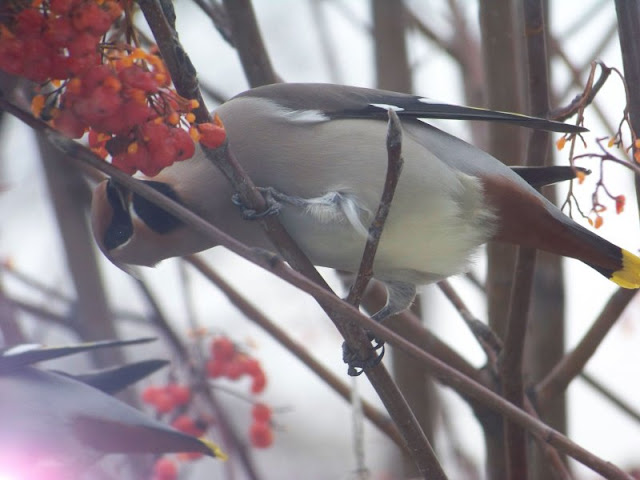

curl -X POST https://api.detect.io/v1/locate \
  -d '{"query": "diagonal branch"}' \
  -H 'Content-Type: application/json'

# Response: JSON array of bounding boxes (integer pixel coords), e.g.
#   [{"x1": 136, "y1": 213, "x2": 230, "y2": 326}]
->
[
  {"x1": 221, "y1": 0, "x2": 279, "y2": 87},
  {"x1": 184, "y1": 254, "x2": 407, "y2": 451},
  {"x1": 535, "y1": 288, "x2": 637, "y2": 407}
]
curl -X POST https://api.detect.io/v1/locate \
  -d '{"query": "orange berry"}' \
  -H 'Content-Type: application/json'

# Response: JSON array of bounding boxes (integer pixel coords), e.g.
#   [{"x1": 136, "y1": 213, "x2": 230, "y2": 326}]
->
[
  {"x1": 197, "y1": 122, "x2": 226, "y2": 148},
  {"x1": 189, "y1": 126, "x2": 201, "y2": 142},
  {"x1": 166, "y1": 111, "x2": 180, "y2": 126},
  {"x1": 555, "y1": 136, "x2": 566, "y2": 151},
  {"x1": 594, "y1": 216, "x2": 603, "y2": 229},
  {"x1": 615, "y1": 195, "x2": 626, "y2": 214},
  {"x1": 31, "y1": 95, "x2": 46, "y2": 117}
]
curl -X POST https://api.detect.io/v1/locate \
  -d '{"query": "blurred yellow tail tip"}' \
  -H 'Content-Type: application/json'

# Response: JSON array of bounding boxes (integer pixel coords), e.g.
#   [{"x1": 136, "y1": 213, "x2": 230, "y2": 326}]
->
[
  {"x1": 611, "y1": 249, "x2": 640, "y2": 289},
  {"x1": 201, "y1": 438, "x2": 228, "y2": 460}
]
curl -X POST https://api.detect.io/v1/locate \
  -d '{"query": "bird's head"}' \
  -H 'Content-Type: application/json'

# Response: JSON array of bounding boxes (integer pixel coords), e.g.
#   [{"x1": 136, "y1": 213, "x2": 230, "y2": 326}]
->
[{"x1": 91, "y1": 178, "x2": 201, "y2": 269}]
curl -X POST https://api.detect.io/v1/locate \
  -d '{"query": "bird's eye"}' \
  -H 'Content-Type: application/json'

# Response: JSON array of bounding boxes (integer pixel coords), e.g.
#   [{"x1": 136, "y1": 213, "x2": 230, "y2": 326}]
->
[
  {"x1": 132, "y1": 181, "x2": 184, "y2": 234},
  {"x1": 104, "y1": 180, "x2": 134, "y2": 250}
]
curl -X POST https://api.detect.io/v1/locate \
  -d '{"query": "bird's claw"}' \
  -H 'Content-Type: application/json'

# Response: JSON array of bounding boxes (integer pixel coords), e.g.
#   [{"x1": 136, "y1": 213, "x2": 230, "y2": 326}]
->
[
  {"x1": 342, "y1": 336, "x2": 385, "y2": 376},
  {"x1": 231, "y1": 187, "x2": 282, "y2": 220}
]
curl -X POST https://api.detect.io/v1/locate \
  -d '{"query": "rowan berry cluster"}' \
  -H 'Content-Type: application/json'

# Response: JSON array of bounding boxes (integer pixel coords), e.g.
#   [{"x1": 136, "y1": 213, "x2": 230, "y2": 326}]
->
[
  {"x1": 0, "y1": 0, "x2": 121, "y2": 83},
  {"x1": 206, "y1": 336, "x2": 274, "y2": 448},
  {"x1": 141, "y1": 381, "x2": 212, "y2": 479},
  {"x1": 0, "y1": 0, "x2": 226, "y2": 178}
]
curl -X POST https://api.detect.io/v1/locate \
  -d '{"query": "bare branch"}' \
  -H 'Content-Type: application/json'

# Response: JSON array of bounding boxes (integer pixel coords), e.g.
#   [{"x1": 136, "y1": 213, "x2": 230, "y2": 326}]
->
[
  {"x1": 535, "y1": 288, "x2": 637, "y2": 407},
  {"x1": 221, "y1": 0, "x2": 279, "y2": 87},
  {"x1": 347, "y1": 110, "x2": 404, "y2": 307}
]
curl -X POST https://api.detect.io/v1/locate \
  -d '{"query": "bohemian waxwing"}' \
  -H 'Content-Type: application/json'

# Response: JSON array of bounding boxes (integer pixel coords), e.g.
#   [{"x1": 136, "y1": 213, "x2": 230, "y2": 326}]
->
[
  {"x1": 91, "y1": 83, "x2": 640, "y2": 320},
  {"x1": 0, "y1": 338, "x2": 223, "y2": 478}
]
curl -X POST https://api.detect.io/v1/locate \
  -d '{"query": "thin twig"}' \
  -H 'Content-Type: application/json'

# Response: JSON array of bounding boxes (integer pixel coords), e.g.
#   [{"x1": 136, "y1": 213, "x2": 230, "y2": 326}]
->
[
  {"x1": 347, "y1": 109, "x2": 404, "y2": 307},
  {"x1": 190, "y1": 0, "x2": 235, "y2": 46},
  {"x1": 184, "y1": 254, "x2": 407, "y2": 451},
  {"x1": 437, "y1": 280, "x2": 502, "y2": 367},
  {"x1": 137, "y1": 0, "x2": 210, "y2": 122},
  {"x1": 343, "y1": 110, "x2": 445, "y2": 478},
  {"x1": 134, "y1": 276, "x2": 261, "y2": 480},
  {"x1": 580, "y1": 371, "x2": 640, "y2": 425},
  {"x1": 535, "y1": 288, "x2": 637, "y2": 408},
  {"x1": 220, "y1": 0, "x2": 279, "y2": 87}
]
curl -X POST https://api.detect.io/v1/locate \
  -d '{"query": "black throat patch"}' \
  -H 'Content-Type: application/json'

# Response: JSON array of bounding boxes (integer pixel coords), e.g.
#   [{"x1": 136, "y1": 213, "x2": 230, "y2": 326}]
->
[{"x1": 132, "y1": 181, "x2": 184, "y2": 234}]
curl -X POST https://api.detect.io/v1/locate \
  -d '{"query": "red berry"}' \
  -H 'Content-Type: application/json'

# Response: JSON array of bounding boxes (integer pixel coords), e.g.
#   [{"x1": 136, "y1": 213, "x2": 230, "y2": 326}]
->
[
  {"x1": 171, "y1": 415, "x2": 203, "y2": 436},
  {"x1": 50, "y1": 0, "x2": 79, "y2": 14},
  {"x1": 66, "y1": 52, "x2": 101, "y2": 77},
  {"x1": 250, "y1": 371, "x2": 267, "y2": 394},
  {"x1": 141, "y1": 385, "x2": 162, "y2": 404},
  {"x1": 45, "y1": 17, "x2": 75, "y2": 48},
  {"x1": 168, "y1": 127, "x2": 195, "y2": 161},
  {"x1": 153, "y1": 457, "x2": 178, "y2": 480},
  {"x1": 177, "y1": 451, "x2": 203, "y2": 461},
  {"x1": 224, "y1": 360, "x2": 244, "y2": 380},
  {"x1": 120, "y1": 99, "x2": 157, "y2": 129},
  {"x1": 242, "y1": 358, "x2": 262, "y2": 376},
  {"x1": 118, "y1": 64, "x2": 159, "y2": 93},
  {"x1": 166, "y1": 383, "x2": 191, "y2": 407},
  {"x1": 73, "y1": 85, "x2": 122, "y2": 123},
  {"x1": 153, "y1": 391, "x2": 176, "y2": 414},
  {"x1": 206, "y1": 359, "x2": 225, "y2": 378},
  {"x1": 67, "y1": 32, "x2": 99, "y2": 58},
  {"x1": 15, "y1": 9, "x2": 46, "y2": 37},
  {"x1": 249, "y1": 421, "x2": 274, "y2": 448},
  {"x1": 251, "y1": 403, "x2": 272, "y2": 423},
  {"x1": 71, "y1": 2, "x2": 112, "y2": 36},
  {"x1": 22, "y1": 38, "x2": 53, "y2": 83},
  {"x1": 0, "y1": 38, "x2": 24, "y2": 76},
  {"x1": 53, "y1": 109, "x2": 86, "y2": 138},
  {"x1": 210, "y1": 337, "x2": 235, "y2": 362}
]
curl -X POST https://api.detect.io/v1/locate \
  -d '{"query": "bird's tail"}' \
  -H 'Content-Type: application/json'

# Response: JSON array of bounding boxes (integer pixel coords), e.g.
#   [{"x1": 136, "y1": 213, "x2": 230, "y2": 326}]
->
[
  {"x1": 530, "y1": 209, "x2": 640, "y2": 289},
  {"x1": 594, "y1": 248, "x2": 640, "y2": 289}
]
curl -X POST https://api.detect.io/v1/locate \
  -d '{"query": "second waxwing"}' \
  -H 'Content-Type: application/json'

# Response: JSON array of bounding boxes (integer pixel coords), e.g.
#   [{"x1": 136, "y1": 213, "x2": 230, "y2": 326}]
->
[{"x1": 0, "y1": 338, "x2": 223, "y2": 478}]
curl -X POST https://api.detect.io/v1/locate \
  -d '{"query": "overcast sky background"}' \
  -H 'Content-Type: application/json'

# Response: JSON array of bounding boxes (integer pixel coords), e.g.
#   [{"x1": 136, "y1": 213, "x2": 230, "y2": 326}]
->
[{"x1": 0, "y1": 1, "x2": 638, "y2": 479}]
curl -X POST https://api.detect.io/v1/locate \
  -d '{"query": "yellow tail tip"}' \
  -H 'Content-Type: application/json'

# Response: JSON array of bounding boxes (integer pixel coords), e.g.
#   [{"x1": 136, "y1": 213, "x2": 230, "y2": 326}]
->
[
  {"x1": 200, "y1": 438, "x2": 228, "y2": 460},
  {"x1": 611, "y1": 249, "x2": 640, "y2": 289}
]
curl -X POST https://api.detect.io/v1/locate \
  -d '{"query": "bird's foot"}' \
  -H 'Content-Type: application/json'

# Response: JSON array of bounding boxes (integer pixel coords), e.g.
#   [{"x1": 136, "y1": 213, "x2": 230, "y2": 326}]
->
[
  {"x1": 231, "y1": 187, "x2": 282, "y2": 220},
  {"x1": 342, "y1": 333, "x2": 385, "y2": 376}
]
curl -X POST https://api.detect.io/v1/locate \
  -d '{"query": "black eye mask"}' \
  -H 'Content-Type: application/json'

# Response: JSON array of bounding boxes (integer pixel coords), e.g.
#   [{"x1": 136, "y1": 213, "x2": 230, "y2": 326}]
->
[{"x1": 104, "y1": 180, "x2": 134, "y2": 250}]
